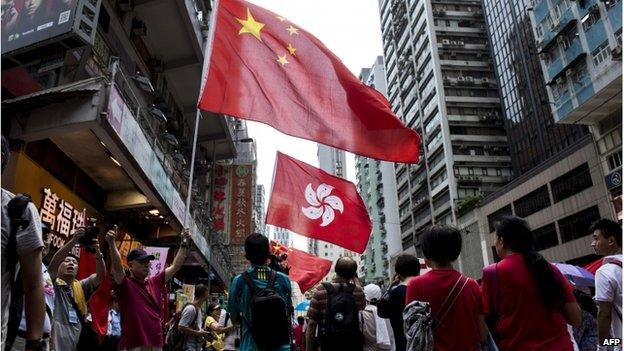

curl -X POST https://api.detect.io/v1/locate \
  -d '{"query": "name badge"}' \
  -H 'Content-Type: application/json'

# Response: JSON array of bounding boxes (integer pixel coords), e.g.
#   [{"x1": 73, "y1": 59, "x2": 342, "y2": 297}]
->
[{"x1": 68, "y1": 309, "x2": 79, "y2": 325}]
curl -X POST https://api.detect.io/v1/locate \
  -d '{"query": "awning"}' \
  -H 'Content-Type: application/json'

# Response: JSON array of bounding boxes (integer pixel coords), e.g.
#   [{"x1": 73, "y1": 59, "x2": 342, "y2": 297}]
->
[{"x1": 3, "y1": 76, "x2": 104, "y2": 108}]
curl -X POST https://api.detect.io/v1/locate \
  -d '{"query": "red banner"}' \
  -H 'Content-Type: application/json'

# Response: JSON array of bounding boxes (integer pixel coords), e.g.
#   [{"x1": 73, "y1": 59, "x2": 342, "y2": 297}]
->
[{"x1": 228, "y1": 164, "x2": 254, "y2": 245}]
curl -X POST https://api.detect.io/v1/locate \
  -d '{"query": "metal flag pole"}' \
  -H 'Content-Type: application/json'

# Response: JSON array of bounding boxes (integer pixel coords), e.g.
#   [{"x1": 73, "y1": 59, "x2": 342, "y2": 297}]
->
[{"x1": 184, "y1": 0, "x2": 221, "y2": 228}]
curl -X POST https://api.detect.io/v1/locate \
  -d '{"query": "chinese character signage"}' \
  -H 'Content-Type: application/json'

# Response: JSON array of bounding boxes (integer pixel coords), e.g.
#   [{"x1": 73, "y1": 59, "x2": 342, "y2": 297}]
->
[
  {"x1": 39, "y1": 187, "x2": 85, "y2": 257},
  {"x1": 212, "y1": 165, "x2": 231, "y2": 241},
  {"x1": 144, "y1": 246, "x2": 169, "y2": 278},
  {"x1": 229, "y1": 164, "x2": 254, "y2": 245}
]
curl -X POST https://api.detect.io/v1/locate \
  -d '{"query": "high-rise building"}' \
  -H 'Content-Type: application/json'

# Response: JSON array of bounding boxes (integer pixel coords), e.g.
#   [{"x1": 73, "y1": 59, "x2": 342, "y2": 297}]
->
[
  {"x1": 378, "y1": 0, "x2": 511, "y2": 258},
  {"x1": 311, "y1": 144, "x2": 362, "y2": 282},
  {"x1": 453, "y1": 0, "x2": 619, "y2": 277},
  {"x1": 272, "y1": 226, "x2": 293, "y2": 247},
  {"x1": 529, "y1": 0, "x2": 622, "y2": 216},
  {"x1": 253, "y1": 184, "x2": 267, "y2": 236},
  {"x1": 356, "y1": 56, "x2": 402, "y2": 285}
]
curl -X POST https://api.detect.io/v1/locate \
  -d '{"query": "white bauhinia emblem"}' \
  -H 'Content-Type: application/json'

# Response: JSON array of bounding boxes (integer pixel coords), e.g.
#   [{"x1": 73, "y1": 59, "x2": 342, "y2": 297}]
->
[{"x1": 301, "y1": 183, "x2": 344, "y2": 227}]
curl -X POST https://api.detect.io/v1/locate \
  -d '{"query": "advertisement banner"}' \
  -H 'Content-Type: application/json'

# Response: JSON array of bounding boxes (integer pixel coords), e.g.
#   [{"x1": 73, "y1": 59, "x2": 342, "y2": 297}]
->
[
  {"x1": 2, "y1": 0, "x2": 78, "y2": 54},
  {"x1": 228, "y1": 164, "x2": 254, "y2": 245}
]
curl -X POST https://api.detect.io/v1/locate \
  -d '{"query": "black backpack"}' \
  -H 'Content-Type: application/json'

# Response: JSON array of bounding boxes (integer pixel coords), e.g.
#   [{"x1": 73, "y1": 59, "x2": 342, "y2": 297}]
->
[
  {"x1": 320, "y1": 282, "x2": 364, "y2": 351},
  {"x1": 241, "y1": 269, "x2": 291, "y2": 350},
  {"x1": 4, "y1": 194, "x2": 33, "y2": 351},
  {"x1": 165, "y1": 303, "x2": 199, "y2": 350}
]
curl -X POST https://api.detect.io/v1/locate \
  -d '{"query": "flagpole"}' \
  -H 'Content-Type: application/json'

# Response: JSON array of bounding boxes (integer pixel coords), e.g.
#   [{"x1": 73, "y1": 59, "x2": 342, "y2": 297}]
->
[{"x1": 184, "y1": 0, "x2": 221, "y2": 228}]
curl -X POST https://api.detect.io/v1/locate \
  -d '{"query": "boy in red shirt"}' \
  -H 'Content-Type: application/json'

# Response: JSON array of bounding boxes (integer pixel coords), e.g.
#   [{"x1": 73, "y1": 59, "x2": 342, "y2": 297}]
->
[{"x1": 405, "y1": 225, "x2": 487, "y2": 351}]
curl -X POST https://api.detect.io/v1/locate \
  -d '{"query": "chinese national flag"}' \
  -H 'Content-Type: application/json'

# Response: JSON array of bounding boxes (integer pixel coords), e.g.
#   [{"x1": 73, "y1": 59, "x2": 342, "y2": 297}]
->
[
  {"x1": 198, "y1": 0, "x2": 420, "y2": 164},
  {"x1": 77, "y1": 248, "x2": 111, "y2": 342},
  {"x1": 270, "y1": 240, "x2": 332, "y2": 293},
  {"x1": 266, "y1": 152, "x2": 372, "y2": 253}
]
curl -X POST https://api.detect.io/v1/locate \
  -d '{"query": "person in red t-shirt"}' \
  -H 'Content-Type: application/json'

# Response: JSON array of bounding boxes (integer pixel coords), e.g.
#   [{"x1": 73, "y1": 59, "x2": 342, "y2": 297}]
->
[
  {"x1": 293, "y1": 316, "x2": 305, "y2": 351},
  {"x1": 481, "y1": 216, "x2": 581, "y2": 351},
  {"x1": 106, "y1": 226, "x2": 191, "y2": 351},
  {"x1": 405, "y1": 225, "x2": 487, "y2": 351}
]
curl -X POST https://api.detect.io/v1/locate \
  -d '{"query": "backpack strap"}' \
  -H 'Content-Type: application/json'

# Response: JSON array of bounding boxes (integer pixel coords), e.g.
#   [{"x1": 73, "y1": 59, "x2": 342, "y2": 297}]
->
[
  {"x1": 322, "y1": 282, "x2": 335, "y2": 295},
  {"x1": 434, "y1": 275, "x2": 469, "y2": 327},
  {"x1": 242, "y1": 271, "x2": 259, "y2": 294}
]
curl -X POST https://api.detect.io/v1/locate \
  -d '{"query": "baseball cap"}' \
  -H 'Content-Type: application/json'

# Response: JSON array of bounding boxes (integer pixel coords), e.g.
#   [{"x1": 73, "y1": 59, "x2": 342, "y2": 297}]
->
[{"x1": 127, "y1": 249, "x2": 156, "y2": 262}]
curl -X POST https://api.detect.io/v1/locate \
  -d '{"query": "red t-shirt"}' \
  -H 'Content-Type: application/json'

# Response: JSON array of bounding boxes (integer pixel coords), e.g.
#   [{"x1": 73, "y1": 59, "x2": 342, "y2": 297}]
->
[
  {"x1": 405, "y1": 269, "x2": 483, "y2": 351},
  {"x1": 116, "y1": 270, "x2": 166, "y2": 349},
  {"x1": 481, "y1": 253, "x2": 576, "y2": 351}
]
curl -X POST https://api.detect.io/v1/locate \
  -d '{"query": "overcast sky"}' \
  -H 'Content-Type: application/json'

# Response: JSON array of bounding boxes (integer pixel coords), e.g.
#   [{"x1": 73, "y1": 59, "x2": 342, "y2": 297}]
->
[{"x1": 244, "y1": 0, "x2": 384, "y2": 250}]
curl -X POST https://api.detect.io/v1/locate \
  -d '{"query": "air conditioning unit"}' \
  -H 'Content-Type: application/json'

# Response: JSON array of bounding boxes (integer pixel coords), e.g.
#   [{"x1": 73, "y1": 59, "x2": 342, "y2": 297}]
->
[
  {"x1": 466, "y1": 76, "x2": 474, "y2": 82},
  {"x1": 565, "y1": 69, "x2": 576, "y2": 78},
  {"x1": 442, "y1": 39, "x2": 451, "y2": 45},
  {"x1": 458, "y1": 40, "x2": 465, "y2": 45},
  {"x1": 481, "y1": 77, "x2": 489, "y2": 83},
  {"x1": 538, "y1": 52, "x2": 550, "y2": 61},
  {"x1": 556, "y1": 76, "x2": 565, "y2": 85},
  {"x1": 458, "y1": 76, "x2": 466, "y2": 81}
]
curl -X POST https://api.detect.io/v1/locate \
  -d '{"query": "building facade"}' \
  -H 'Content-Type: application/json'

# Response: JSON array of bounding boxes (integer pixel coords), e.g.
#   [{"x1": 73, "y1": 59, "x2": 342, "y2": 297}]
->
[
  {"x1": 378, "y1": 0, "x2": 512, "y2": 257},
  {"x1": 356, "y1": 56, "x2": 402, "y2": 285},
  {"x1": 1, "y1": 0, "x2": 239, "y2": 288},
  {"x1": 529, "y1": 0, "x2": 622, "y2": 217},
  {"x1": 253, "y1": 184, "x2": 267, "y2": 236},
  {"x1": 272, "y1": 226, "x2": 293, "y2": 247}
]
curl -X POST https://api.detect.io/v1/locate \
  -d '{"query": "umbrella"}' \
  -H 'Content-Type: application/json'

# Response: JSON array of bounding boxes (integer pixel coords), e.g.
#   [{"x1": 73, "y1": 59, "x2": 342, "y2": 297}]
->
[
  {"x1": 553, "y1": 263, "x2": 595, "y2": 288},
  {"x1": 295, "y1": 300, "x2": 310, "y2": 312}
]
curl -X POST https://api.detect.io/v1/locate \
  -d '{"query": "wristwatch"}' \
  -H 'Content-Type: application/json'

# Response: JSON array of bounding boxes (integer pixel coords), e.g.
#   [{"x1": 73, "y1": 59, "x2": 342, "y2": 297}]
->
[{"x1": 25, "y1": 339, "x2": 46, "y2": 351}]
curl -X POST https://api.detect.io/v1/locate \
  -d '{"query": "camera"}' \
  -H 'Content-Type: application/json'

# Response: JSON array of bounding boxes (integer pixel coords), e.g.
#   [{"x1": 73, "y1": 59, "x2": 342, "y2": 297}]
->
[{"x1": 79, "y1": 218, "x2": 100, "y2": 253}]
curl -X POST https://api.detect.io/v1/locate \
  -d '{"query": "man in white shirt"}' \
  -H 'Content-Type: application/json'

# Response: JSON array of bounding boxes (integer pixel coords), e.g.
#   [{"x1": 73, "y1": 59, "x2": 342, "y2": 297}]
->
[{"x1": 591, "y1": 219, "x2": 622, "y2": 350}]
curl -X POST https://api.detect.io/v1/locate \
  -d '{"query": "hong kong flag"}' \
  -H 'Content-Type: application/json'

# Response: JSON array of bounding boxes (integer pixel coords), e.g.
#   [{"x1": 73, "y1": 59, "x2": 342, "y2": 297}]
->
[
  {"x1": 270, "y1": 240, "x2": 332, "y2": 293},
  {"x1": 266, "y1": 152, "x2": 372, "y2": 253},
  {"x1": 198, "y1": 0, "x2": 420, "y2": 163}
]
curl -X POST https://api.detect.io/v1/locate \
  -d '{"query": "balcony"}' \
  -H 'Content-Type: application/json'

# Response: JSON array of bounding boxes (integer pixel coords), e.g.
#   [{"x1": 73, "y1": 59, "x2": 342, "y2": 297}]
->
[
  {"x1": 564, "y1": 39, "x2": 584, "y2": 65},
  {"x1": 585, "y1": 20, "x2": 608, "y2": 52},
  {"x1": 539, "y1": 8, "x2": 577, "y2": 51},
  {"x1": 608, "y1": 1, "x2": 622, "y2": 32},
  {"x1": 547, "y1": 57, "x2": 565, "y2": 81}
]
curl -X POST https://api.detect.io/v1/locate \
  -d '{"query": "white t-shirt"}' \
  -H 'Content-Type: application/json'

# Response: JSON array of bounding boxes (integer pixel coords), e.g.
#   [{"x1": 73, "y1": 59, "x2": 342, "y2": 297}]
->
[
  {"x1": 18, "y1": 263, "x2": 54, "y2": 334},
  {"x1": 595, "y1": 254, "x2": 623, "y2": 339},
  {"x1": 218, "y1": 308, "x2": 239, "y2": 350}
]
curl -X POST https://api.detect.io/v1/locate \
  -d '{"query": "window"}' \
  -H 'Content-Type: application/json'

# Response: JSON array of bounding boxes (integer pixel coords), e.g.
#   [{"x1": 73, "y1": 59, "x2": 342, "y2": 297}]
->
[
  {"x1": 592, "y1": 41, "x2": 611, "y2": 68},
  {"x1": 496, "y1": 168, "x2": 502, "y2": 176},
  {"x1": 468, "y1": 168, "x2": 475, "y2": 175},
  {"x1": 533, "y1": 223, "x2": 559, "y2": 251},
  {"x1": 608, "y1": 152, "x2": 622, "y2": 170},
  {"x1": 581, "y1": 8, "x2": 601, "y2": 31},
  {"x1": 482, "y1": 168, "x2": 488, "y2": 175},
  {"x1": 513, "y1": 186, "x2": 551, "y2": 217},
  {"x1": 551, "y1": 163, "x2": 593, "y2": 202},
  {"x1": 536, "y1": 24, "x2": 543, "y2": 39},
  {"x1": 558, "y1": 206, "x2": 601, "y2": 242},
  {"x1": 487, "y1": 205, "x2": 513, "y2": 232}
]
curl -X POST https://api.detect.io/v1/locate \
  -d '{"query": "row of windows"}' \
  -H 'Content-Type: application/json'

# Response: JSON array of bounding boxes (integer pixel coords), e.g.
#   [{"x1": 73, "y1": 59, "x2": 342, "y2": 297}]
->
[{"x1": 486, "y1": 163, "x2": 593, "y2": 231}]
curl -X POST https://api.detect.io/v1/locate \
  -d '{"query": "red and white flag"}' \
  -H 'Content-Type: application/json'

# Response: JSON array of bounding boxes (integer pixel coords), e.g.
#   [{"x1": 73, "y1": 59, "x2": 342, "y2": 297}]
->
[
  {"x1": 266, "y1": 152, "x2": 372, "y2": 253},
  {"x1": 270, "y1": 240, "x2": 332, "y2": 293},
  {"x1": 198, "y1": 0, "x2": 420, "y2": 163}
]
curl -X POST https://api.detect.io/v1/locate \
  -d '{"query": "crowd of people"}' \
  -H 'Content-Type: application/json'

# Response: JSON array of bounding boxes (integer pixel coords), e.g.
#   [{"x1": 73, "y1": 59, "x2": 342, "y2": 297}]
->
[{"x1": 1, "y1": 132, "x2": 623, "y2": 351}]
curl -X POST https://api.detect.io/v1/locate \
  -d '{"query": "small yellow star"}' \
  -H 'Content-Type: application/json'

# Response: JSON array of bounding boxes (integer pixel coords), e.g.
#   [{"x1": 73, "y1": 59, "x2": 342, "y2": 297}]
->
[
  {"x1": 273, "y1": 243, "x2": 282, "y2": 252},
  {"x1": 286, "y1": 25, "x2": 299, "y2": 35},
  {"x1": 287, "y1": 43, "x2": 297, "y2": 56},
  {"x1": 236, "y1": 8, "x2": 265, "y2": 41},
  {"x1": 276, "y1": 16, "x2": 286, "y2": 22},
  {"x1": 277, "y1": 54, "x2": 289, "y2": 66}
]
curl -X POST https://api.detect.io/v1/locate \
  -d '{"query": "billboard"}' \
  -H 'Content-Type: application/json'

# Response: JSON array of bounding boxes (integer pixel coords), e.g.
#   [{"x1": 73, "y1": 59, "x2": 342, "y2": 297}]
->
[
  {"x1": 1, "y1": 0, "x2": 98, "y2": 55},
  {"x1": 228, "y1": 164, "x2": 254, "y2": 245}
]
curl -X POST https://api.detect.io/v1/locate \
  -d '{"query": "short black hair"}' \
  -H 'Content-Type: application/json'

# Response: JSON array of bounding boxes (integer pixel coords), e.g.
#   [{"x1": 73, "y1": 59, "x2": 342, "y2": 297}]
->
[
  {"x1": 335, "y1": 257, "x2": 358, "y2": 279},
  {"x1": 195, "y1": 284, "x2": 209, "y2": 299},
  {"x1": 395, "y1": 254, "x2": 420, "y2": 278},
  {"x1": 421, "y1": 225, "x2": 462, "y2": 264},
  {"x1": 590, "y1": 218, "x2": 622, "y2": 247},
  {"x1": 244, "y1": 233, "x2": 270, "y2": 265},
  {"x1": 297, "y1": 316, "x2": 304, "y2": 325}
]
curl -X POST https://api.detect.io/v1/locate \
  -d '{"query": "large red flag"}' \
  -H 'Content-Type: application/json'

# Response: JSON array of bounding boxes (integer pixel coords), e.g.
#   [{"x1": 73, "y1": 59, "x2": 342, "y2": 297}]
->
[
  {"x1": 198, "y1": 0, "x2": 420, "y2": 164},
  {"x1": 270, "y1": 240, "x2": 332, "y2": 293},
  {"x1": 266, "y1": 152, "x2": 372, "y2": 253},
  {"x1": 77, "y1": 248, "x2": 110, "y2": 342}
]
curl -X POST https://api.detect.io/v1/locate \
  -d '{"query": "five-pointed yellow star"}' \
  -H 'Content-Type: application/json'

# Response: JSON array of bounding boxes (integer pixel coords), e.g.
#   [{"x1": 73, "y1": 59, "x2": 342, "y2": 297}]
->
[
  {"x1": 286, "y1": 25, "x2": 299, "y2": 35},
  {"x1": 287, "y1": 43, "x2": 297, "y2": 56},
  {"x1": 236, "y1": 8, "x2": 265, "y2": 41},
  {"x1": 277, "y1": 54, "x2": 289, "y2": 66},
  {"x1": 273, "y1": 243, "x2": 282, "y2": 252},
  {"x1": 276, "y1": 15, "x2": 286, "y2": 22}
]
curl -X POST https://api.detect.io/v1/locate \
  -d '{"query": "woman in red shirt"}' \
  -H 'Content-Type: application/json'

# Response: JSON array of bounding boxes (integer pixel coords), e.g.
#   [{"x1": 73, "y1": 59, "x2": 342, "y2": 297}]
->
[
  {"x1": 481, "y1": 216, "x2": 581, "y2": 351},
  {"x1": 405, "y1": 225, "x2": 488, "y2": 351}
]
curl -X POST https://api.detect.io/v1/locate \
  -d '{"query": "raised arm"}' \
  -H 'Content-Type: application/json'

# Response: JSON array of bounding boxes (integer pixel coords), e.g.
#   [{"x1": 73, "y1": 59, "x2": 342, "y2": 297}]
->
[
  {"x1": 20, "y1": 248, "x2": 45, "y2": 343},
  {"x1": 49, "y1": 228, "x2": 83, "y2": 281},
  {"x1": 90, "y1": 241, "x2": 106, "y2": 289},
  {"x1": 105, "y1": 227, "x2": 125, "y2": 285},
  {"x1": 165, "y1": 228, "x2": 190, "y2": 282}
]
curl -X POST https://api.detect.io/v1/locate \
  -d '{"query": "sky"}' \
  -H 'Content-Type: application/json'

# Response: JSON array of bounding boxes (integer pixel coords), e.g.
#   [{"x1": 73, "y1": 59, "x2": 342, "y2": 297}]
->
[{"x1": 244, "y1": 0, "x2": 384, "y2": 250}]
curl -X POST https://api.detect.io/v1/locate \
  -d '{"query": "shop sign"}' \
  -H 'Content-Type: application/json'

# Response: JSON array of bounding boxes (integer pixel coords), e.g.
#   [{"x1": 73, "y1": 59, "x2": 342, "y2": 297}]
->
[
  {"x1": 39, "y1": 187, "x2": 85, "y2": 256},
  {"x1": 229, "y1": 164, "x2": 254, "y2": 245},
  {"x1": 605, "y1": 168, "x2": 622, "y2": 190}
]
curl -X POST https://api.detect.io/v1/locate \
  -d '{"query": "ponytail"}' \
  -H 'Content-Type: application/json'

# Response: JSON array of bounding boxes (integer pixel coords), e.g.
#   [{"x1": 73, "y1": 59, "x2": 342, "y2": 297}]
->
[{"x1": 495, "y1": 216, "x2": 566, "y2": 310}]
